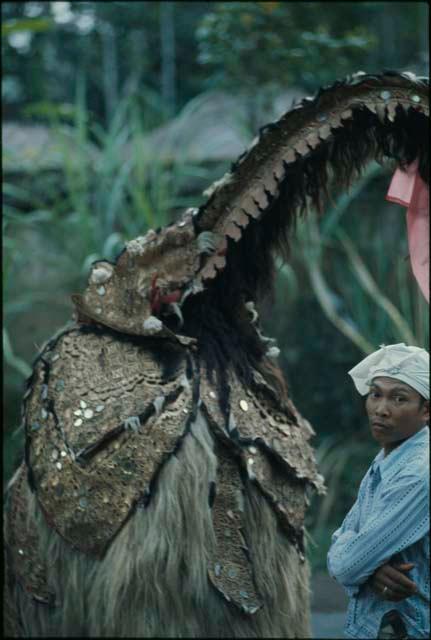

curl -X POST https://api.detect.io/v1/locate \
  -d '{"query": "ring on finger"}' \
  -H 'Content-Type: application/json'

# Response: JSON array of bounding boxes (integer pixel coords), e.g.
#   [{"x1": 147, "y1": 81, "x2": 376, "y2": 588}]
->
[{"x1": 382, "y1": 586, "x2": 389, "y2": 596}]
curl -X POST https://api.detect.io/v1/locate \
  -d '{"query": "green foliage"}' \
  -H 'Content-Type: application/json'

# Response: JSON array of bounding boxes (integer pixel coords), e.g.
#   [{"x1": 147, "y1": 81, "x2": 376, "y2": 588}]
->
[
  {"x1": 2, "y1": 1, "x2": 212, "y2": 125},
  {"x1": 3, "y1": 328, "x2": 32, "y2": 379},
  {"x1": 1, "y1": 15, "x2": 55, "y2": 37},
  {"x1": 3, "y1": 2, "x2": 428, "y2": 124},
  {"x1": 197, "y1": 2, "x2": 377, "y2": 92},
  {"x1": 7, "y1": 87, "x2": 208, "y2": 269},
  {"x1": 305, "y1": 433, "x2": 379, "y2": 570},
  {"x1": 268, "y1": 162, "x2": 429, "y2": 357}
]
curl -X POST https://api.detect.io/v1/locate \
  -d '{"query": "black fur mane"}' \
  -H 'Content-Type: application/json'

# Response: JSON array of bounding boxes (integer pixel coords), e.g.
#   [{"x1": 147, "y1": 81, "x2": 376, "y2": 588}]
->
[{"x1": 173, "y1": 100, "x2": 429, "y2": 417}]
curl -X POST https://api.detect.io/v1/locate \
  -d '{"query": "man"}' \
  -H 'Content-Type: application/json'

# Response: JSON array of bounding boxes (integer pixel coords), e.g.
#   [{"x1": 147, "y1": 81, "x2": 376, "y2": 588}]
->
[{"x1": 327, "y1": 343, "x2": 429, "y2": 640}]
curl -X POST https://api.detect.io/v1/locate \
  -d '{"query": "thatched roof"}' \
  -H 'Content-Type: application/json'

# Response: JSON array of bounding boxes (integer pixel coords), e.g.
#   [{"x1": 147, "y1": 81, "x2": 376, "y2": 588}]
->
[
  {"x1": 125, "y1": 88, "x2": 307, "y2": 164},
  {"x1": 3, "y1": 89, "x2": 306, "y2": 174},
  {"x1": 2, "y1": 122, "x2": 100, "y2": 173}
]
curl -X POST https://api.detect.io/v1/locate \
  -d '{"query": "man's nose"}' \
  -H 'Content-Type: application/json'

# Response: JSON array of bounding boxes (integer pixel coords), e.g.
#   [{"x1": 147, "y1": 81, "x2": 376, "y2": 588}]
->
[{"x1": 375, "y1": 398, "x2": 390, "y2": 415}]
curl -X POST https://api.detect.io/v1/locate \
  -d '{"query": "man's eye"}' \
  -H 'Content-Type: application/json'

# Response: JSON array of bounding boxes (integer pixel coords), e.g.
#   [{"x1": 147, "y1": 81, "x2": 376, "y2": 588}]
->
[{"x1": 394, "y1": 396, "x2": 407, "y2": 403}]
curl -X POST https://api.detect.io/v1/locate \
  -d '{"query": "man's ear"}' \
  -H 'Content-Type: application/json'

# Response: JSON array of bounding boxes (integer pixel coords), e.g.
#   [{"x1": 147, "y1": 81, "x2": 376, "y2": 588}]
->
[{"x1": 421, "y1": 400, "x2": 430, "y2": 424}]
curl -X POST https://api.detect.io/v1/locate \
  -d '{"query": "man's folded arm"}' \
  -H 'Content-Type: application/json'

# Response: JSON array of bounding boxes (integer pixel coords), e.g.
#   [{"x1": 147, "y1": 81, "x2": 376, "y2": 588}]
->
[
  {"x1": 326, "y1": 480, "x2": 365, "y2": 596},
  {"x1": 327, "y1": 472, "x2": 428, "y2": 588}
]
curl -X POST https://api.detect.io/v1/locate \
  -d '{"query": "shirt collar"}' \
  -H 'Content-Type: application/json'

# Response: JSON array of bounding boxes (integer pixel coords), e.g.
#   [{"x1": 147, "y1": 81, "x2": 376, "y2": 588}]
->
[{"x1": 370, "y1": 425, "x2": 429, "y2": 479}]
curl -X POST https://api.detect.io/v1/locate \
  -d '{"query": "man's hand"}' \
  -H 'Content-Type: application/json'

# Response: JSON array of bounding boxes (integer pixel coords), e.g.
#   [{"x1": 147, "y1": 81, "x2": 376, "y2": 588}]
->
[{"x1": 369, "y1": 563, "x2": 417, "y2": 602}]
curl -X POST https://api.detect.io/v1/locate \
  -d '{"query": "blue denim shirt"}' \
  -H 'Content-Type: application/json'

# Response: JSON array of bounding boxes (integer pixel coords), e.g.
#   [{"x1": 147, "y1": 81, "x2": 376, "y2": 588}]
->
[{"x1": 327, "y1": 426, "x2": 430, "y2": 639}]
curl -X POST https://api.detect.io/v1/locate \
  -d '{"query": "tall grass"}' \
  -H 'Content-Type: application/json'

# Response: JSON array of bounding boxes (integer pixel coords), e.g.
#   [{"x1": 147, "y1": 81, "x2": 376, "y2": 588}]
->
[
  {"x1": 278, "y1": 161, "x2": 429, "y2": 354},
  {"x1": 305, "y1": 434, "x2": 378, "y2": 571}
]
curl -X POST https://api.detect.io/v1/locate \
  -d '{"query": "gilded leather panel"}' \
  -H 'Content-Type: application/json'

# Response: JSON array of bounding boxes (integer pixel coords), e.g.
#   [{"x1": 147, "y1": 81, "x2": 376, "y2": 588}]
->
[
  {"x1": 201, "y1": 368, "x2": 325, "y2": 494},
  {"x1": 207, "y1": 434, "x2": 262, "y2": 614},
  {"x1": 200, "y1": 366, "x2": 323, "y2": 563},
  {"x1": 24, "y1": 328, "x2": 193, "y2": 556},
  {"x1": 245, "y1": 446, "x2": 308, "y2": 556}
]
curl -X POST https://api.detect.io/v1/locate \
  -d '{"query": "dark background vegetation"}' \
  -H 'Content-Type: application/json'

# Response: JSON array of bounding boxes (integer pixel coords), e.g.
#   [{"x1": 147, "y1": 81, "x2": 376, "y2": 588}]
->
[{"x1": 3, "y1": 1, "x2": 429, "y2": 570}]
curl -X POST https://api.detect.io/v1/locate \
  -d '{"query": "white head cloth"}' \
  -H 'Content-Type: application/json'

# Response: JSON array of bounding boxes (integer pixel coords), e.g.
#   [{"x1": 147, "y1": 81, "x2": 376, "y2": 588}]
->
[{"x1": 348, "y1": 343, "x2": 429, "y2": 399}]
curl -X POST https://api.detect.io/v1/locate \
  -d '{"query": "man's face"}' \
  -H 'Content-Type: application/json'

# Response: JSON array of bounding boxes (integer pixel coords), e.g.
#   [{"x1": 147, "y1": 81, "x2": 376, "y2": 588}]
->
[{"x1": 365, "y1": 376, "x2": 429, "y2": 454}]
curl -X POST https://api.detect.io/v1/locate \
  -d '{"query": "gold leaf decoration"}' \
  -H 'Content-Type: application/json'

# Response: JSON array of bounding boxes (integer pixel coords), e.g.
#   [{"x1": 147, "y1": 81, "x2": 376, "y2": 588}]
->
[
  {"x1": 225, "y1": 222, "x2": 242, "y2": 241},
  {"x1": 305, "y1": 132, "x2": 321, "y2": 149},
  {"x1": 239, "y1": 195, "x2": 260, "y2": 217},
  {"x1": 376, "y1": 103, "x2": 386, "y2": 123},
  {"x1": 213, "y1": 255, "x2": 227, "y2": 271},
  {"x1": 341, "y1": 108, "x2": 353, "y2": 120},
  {"x1": 293, "y1": 139, "x2": 309, "y2": 157},
  {"x1": 261, "y1": 173, "x2": 279, "y2": 196},
  {"x1": 201, "y1": 260, "x2": 218, "y2": 281},
  {"x1": 233, "y1": 209, "x2": 250, "y2": 229},
  {"x1": 318, "y1": 124, "x2": 332, "y2": 140},
  {"x1": 284, "y1": 148, "x2": 296, "y2": 163},
  {"x1": 273, "y1": 163, "x2": 285, "y2": 181},
  {"x1": 329, "y1": 113, "x2": 342, "y2": 129},
  {"x1": 387, "y1": 102, "x2": 397, "y2": 122}
]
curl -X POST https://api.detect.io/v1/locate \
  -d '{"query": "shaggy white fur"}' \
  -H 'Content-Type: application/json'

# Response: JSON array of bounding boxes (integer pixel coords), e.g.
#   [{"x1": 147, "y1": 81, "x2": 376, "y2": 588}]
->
[{"x1": 10, "y1": 410, "x2": 311, "y2": 638}]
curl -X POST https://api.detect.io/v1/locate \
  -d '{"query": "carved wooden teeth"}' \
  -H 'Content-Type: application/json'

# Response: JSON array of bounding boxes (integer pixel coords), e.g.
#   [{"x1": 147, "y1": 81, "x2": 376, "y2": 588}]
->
[
  {"x1": 293, "y1": 139, "x2": 309, "y2": 156},
  {"x1": 249, "y1": 187, "x2": 269, "y2": 211},
  {"x1": 200, "y1": 261, "x2": 217, "y2": 281},
  {"x1": 263, "y1": 174, "x2": 279, "y2": 195},
  {"x1": 330, "y1": 113, "x2": 342, "y2": 129},
  {"x1": 305, "y1": 133, "x2": 320, "y2": 150},
  {"x1": 341, "y1": 108, "x2": 353, "y2": 120},
  {"x1": 284, "y1": 149, "x2": 296, "y2": 163},
  {"x1": 233, "y1": 210, "x2": 250, "y2": 229},
  {"x1": 273, "y1": 164, "x2": 285, "y2": 181},
  {"x1": 318, "y1": 124, "x2": 332, "y2": 140},
  {"x1": 240, "y1": 195, "x2": 259, "y2": 216},
  {"x1": 225, "y1": 222, "x2": 242, "y2": 242},
  {"x1": 376, "y1": 104, "x2": 386, "y2": 123},
  {"x1": 387, "y1": 102, "x2": 397, "y2": 122},
  {"x1": 213, "y1": 255, "x2": 226, "y2": 271}
]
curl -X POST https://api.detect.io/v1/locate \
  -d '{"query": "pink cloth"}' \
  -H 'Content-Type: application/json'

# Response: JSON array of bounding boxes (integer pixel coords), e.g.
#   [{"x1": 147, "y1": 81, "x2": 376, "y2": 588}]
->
[{"x1": 386, "y1": 160, "x2": 429, "y2": 303}]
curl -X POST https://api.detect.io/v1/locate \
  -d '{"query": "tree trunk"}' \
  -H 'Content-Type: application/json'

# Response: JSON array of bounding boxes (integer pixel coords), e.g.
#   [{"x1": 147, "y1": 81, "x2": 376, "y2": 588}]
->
[
  {"x1": 378, "y1": 8, "x2": 397, "y2": 68},
  {"x1": 100, "y1": 21, "x2": 119, "y2": 125},
  {"x1": 159, "y1": 1, "x2": 176, "y2": 117},
  {"x1": 419, "y1": 3, "x2": 429, "y2": 73}
]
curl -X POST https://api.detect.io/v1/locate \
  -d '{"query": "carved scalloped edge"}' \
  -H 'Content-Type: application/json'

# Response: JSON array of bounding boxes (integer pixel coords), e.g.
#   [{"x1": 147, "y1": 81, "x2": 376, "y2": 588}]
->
[{"x1": 195, "y1": 72, "x2": 428, "y2": 283}]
